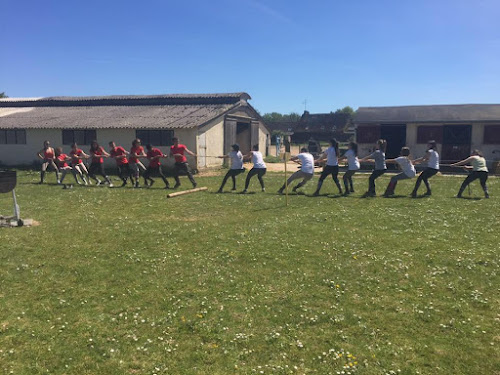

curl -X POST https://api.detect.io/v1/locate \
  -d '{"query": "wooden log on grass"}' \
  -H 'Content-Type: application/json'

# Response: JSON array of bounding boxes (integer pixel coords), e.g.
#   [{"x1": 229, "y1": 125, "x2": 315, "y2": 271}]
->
[{"x1": 167, "y1": 186, "x2": 208, "y2": 198}]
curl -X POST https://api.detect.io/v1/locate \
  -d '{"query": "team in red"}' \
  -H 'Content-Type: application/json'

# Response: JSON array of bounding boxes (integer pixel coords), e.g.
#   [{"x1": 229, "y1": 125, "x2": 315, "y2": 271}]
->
[{"x1": 38, "y1": 137, "x2": 197, "y2": 189}]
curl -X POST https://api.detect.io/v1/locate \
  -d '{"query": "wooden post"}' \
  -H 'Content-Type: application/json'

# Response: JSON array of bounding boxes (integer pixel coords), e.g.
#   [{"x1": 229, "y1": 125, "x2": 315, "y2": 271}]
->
[{"x1": 167, "y1": 187, "x2": 208, "y2": 198}]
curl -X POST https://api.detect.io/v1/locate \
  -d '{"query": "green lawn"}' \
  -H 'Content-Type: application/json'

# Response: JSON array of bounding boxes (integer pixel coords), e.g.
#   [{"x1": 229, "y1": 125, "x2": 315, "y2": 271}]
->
[{"x1": 1, "y1": 170, "x2": 499, "y2": 375}]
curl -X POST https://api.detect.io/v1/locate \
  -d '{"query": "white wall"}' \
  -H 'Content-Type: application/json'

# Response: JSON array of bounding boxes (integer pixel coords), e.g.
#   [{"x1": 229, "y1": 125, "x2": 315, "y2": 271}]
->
[
  {"x1": 0, "y1": 128, "x2": 199, "y2": 167},
  {"x1": 200, "y1": 119, "x2": 224, "y2": 167}
]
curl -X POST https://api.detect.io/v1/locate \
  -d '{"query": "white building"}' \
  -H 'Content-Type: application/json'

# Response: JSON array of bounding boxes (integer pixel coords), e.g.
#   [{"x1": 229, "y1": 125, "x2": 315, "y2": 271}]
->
[{"x1": 0, "y1": 92, "x2": 270, "y2": 168}]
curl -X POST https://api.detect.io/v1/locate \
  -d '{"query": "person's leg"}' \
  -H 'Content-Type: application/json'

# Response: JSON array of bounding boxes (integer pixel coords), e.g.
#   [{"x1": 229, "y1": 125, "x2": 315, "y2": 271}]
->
[
  {"x1": 293, "y1": 172, "x2": 313, "y2": 191},
  {"x1": 218, "y1": 170, "x2": 232, "y2": 192},
  {"x1": 97, "y1": 163, "x2": 111, "y2": 185},
  {"x1": 257, "y1": 169, "x2": 266, "y2": 191},
  {"x1": 157, "y1": 167, "x2": 170, "y2": 188},
  {"x1": 331, "y1": 166, "x2": 342, "y2": 194},
  {"x1": 479, "y1": 172, "x2": 489, "y2": 198},
  {"x1": 343, "y1": 170, "x2": 354, "y2": 194},
  {"x1": 314, "y1": 167, "x2": 330, "y2": 195},
  {"x1": 244, "y1": 168, "x2": 258, "y2": 192},
  {"x1": 173, "y1": 163, "x2": 182, "y2": 187},
  {"x1": 184, "y1": 163, "x2": 197, "y2": 187},
  {"x1": 384, "y1": 173, "x2": 408, "y2": 196},
  {"x1": 279, "y1": 171, "x2": 302, "y2": 192},
  {"x1": 72, "y1": 165, "x2": 83, "y2": 184},
  {"x1": 457, "y1": 173, "x2": 476, "y2": 197},
  {"x1": 49, "y1": 160, "x2": 61, "y2": 182},
  {"x1": 412, "y1": 171, "x2": 425, "y2": 196},
  {"x1": 422, "y1": 169, "x2": 438, "y2": 195},
  {"x1": 143, "y1": 167, "x2": 153, "y2": 186},
  {"x1": 79, "y1": 163, "x2": 89, "y2": 184},
  {"x1": 59, "y1": 168, "x2": 69, "y2": 184},
  {"x1": 88, "y1": 163, "x2": 100, "y2": 184},
  {"x1": 348, "y1": 171, "x2": 356, "y2": 192}
]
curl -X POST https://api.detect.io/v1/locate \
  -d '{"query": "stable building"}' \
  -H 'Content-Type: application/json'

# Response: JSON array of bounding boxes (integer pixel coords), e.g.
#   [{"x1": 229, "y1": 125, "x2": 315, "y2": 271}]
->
[
  {"x1": 0, "y1": 93, "x2": 270, "y2": 168},
  {"x1": 355, "y1": 104, "x2": 500, "y2": 164}
]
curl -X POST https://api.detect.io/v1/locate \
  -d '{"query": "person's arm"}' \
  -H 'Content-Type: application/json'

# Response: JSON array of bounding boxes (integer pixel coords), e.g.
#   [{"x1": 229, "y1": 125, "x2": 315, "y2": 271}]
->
[
  {"x1": 450, "y1": 157, "x2": 473, "y2": 167},
  {"x1": 242, "y1": 151, "x2": 253, "y2": 162},
  {"x1": 37, "y1": 149, "x2": 45, "y2": 159},
  {"x1": 217, "y1": 154, "x2": 230, "y2": 159},
  {"x1": 385, "y1": 158, "x2": 397, "y2": 164},
  {"x1": 101, "y1": 149, "x2": 110, "y2": 157},
  {"x1": 413, "y1": 151, "x2": 430, "y2": 164},
  {"x1": 359, "y1": 152, "x2": 374, "y2": 163},
  {"x1": 290, "y1": 155, "x2": 300, "y2": 163},
  {"x1": 80, "y1": 151, "x2": 90, "y2": 159},
  {"x1": 184, "y1": 147, "x2": 197, "y2": 157}
]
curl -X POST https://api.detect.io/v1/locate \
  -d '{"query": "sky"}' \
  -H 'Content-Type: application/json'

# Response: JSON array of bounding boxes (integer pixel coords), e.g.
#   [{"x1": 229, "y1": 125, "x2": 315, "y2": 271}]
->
[{"x1": 1, "y1": 0, "x2": 500, "y2": 114}]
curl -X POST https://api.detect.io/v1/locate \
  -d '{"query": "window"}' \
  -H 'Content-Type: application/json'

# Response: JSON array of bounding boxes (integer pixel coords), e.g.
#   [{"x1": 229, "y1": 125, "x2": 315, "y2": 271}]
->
[
  {"x1": 417, "y1": 126, "x2": 443, "y2": 143},
  {"x1": 484, "y1": 125, "x2": 500, "y2": 144},
  {"x1": 135, "y1": 129, "x2": 173, "y2": 146},
  {"x1": 0, "y1": 129, "x2": 26, "y2": 144},
  {"x1": 62, "y1": 129, "x2": 96, "y2": 145}
]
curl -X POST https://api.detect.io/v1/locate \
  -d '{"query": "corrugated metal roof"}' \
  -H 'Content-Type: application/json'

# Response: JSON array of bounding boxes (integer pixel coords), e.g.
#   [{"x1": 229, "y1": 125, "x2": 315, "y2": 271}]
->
[
  {"x1": 0, "y1": 93, "x2": 250, "y2": 129},
  {"x1": 355, "y1": 104, "x2": 500, "y2": 124}
]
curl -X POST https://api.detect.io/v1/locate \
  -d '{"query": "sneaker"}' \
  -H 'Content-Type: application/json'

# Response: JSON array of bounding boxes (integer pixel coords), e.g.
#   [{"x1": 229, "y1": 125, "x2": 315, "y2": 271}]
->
[
  {"x1": 277, "y1": 189, "x2": 283, "y2": 195},
  {"x1": 485, "y1": 193, "x2": 490, "y2": 198},
  {"x1": 313, "y1": 191, "x2": 320, "y2": 196},
  {"x1": 411, "y1": 193, "x2": 417, "y2": 198},
  {"x1": 261, "y1": 188, "x2": 265, "y2": 192},
  {"x1": 231, "y1": 187, "x2": 237, "y2": 191},
  {"x1": 57, "y1": 180, "x2": 61, "y2": 185},
  {"x1": 121, "y1": 180, "x2": 127, "y2": 187},
  {"x1": 343, "y1": 191, "x2": 350, "y2": 196},
  {"x1": 424, "y1": 191, "x2": 432, "y2": 196},
  {"x1": 350, "y1": 189, "x2": 355, "y2": 193},
  {"x1": 241, "y1": 189, "x2": 248, "y2": 194},
  {"x1": 217, "y1": 189, "x2": 223, "y2": 194},
  {"x1": 96, "y1": 179, "x2": 103, "y2": 186},
  {"x1": 164, "y1": 185, "x2": 170, "y2": 189},
  {"x1": 193, "y1": 183, "x2": 197, "y2": 189},
  {"x1": 174, "y1": 183, "x2": 181, "y2": 189},
  {"x1": 109, "y1": 183, "x2": 114, "y2": 188},
  {"x1": 149, "y1": 180, "x2": 155, "y2": 188}
]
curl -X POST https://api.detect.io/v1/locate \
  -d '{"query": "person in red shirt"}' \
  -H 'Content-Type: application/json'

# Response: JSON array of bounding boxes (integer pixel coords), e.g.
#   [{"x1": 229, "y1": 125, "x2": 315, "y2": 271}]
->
[
  {"x1": 129, "y1": 138, "x2": 147, "y2": 188},
  {"x1": 69, "y1": 143, "x2": 90, "y2": 185},
  {"x1": 54, "y1": 147, "x2": 73, "y2": 185},
  {"x1": 143, "y1": 144, "x2": 170, "y2": 188},
  {"x1": 37, "y1": 140, "x2": 60, "y2": 184},
  {"x1": 109, "y1": 141, "x2": 133, "y2": 187},
  {"x1": 89, "y1": 140, "x2": 113, "y2": 187},
  {"x1": 169, "y1": 137, "x2": 197, "y2": 188}
]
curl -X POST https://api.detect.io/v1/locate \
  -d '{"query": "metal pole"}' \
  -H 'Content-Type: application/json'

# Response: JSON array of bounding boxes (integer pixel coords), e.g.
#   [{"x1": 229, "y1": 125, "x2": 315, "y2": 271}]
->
[
  {"x1": 12, "y1": 189, "x2": 20, "y2": 221},
  {"x1": 284, "y1": 152, "x2": 289, "y2": 206}
]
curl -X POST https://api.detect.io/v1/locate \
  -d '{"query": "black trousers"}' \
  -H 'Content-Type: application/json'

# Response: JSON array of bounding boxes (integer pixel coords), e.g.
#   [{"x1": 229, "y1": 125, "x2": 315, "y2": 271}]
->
[
  {"x1": 143, "y1": 166, "x2": 170, "y2": 186},
  {"x1": 315, "y1": 165, "x2": 342, "y2": 193},
  {"x1": 459, "y1": 171, "x2": 488, "y2": 195},
  {"x1": 117, "y1": 164, "x2": 133, "y2": 182},
  {"x1": 244, "y1": 168, "x2": 266, "y2": 190},
  {"x1": 88, "y1": 162, "x2": 110, "y2": 181},
  {"x1": 174, "y1": 162, "x2": 196, "y2": 186},
  {"x1": 368, "y1": 170, "x2": 386, "y2": 193},
  {"x1": 219, "y1": 168, "x2": 245, "y2": 190},
  {"x1": 413, "y1": 168, "x2": 438, "y2": 193},
  {"x1": 343, "y1": 170, "x2": 356, "y2": 192}
]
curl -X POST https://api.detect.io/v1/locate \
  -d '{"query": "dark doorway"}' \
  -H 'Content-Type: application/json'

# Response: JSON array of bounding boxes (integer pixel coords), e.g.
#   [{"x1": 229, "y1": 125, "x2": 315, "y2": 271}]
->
[
  {"x1": 441, "y1": 125, "x2": 471, "y2": 162},
  {"x1": 236, "y1": 122, "x2": 251, "y2": 154},
  {"x1": 380, "y1": 124, "x2": 407, "y2": 159}
]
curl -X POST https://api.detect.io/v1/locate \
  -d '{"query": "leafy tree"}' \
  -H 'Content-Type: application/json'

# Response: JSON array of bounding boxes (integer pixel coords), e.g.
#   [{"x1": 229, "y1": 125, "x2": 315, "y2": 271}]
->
[
  {"x1": 0, "y1": 92, "x2": 8, "y2": 98},
  {"x1": 262, "y1": 112, "x2": 301, "y2": 123}
]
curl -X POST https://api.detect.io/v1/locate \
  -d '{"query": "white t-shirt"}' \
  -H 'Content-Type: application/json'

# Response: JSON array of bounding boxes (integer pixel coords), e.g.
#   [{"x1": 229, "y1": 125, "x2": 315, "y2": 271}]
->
[
  {"x1": 297, "y1": 153, "x2": 314, "y2": 174},
  {"x1": 427, "y1": 149, "x2": 440, "y2": 170},
  {"x1": 325, "y1": 147, "x2": 338, "y2": 166},
  {"x1": 251, "y1": 151, "x2": 266, "y2": 169},
  {"x1": 344, "y1": 149, "x2": 360, "y2": 170},
  {"x1": 229, "y1": 151, "x2": 243, "y2": 170},
  {"x1": 396, "y1": 156, "x2": 416, "y2": 177}
]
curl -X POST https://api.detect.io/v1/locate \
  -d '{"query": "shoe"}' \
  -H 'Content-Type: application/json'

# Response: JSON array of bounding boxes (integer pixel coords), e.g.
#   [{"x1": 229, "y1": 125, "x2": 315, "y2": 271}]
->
[
  {"x1": 57, "y1": 180, "x2": 61, "y2": 185},
  {"x1": 241, "y1": 189, "x2": 248, "y2": 194},
  {"x1": 149, "y1": 180, "x2": 155, "y2": 188},
  {"x1": 485, "y1": 193, "x2": 490, "y2": 198},
  {"x1": 411, "y1": 193, "x2": 417, "y2": 198},
  {"x1": 456, "y1": 194, "x2": 462, "y2": 198},
  {"x1": 350, "y1": 189, "x2": 355, "y2": 193},
  {"x1": 313, "y1": 191, "x2": 320, "y2": 196},
  {"x1": 231, "y1": 187, "x2": 237, "y2": 191},
  {"x1": 84, "y1": 180, "x2": 89, "y2": 186},
  {"x1": 217, "y1": 189, "x2": 223, "y2": 194},
  {"x1": 292, "y1": 187, "x2": 298, "y2": 193},
  {"x1": 121, "y1": 180, "x2": 127, "y2": 187},
  {"x1": 277, "y1": 189, "x2": 283, "y2": 194},
  {"x1": 261, "y1": 188, "x2": 265, "y2": 192},
  {"x1": 96, "y1": 179, "x2": 103, "y2": 186},
  {"x1": 109, "y1": 183, "x2": 114, "y2": 188},
  {"x1": 193, "y1": 183, "x2": 197, "y2": 189},
  {"x1": 424, "y1": 191, "x2": 431, "y2": 196},
  {"x1": 343, "y1": 191, "x2": 350, "y2": 196},
  {"x1": 174, "y1": 183, "x2": 181, "y2": 189}
]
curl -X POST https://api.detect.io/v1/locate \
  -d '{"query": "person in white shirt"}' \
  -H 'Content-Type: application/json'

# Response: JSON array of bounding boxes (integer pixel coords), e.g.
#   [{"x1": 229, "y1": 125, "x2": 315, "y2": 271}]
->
[
  {"x1": 383, "y1": 147, "x2": 416, "y2": 197},
  {"x1": 411, "y1": 140, "x2": 440, "y2": 197},
  {"x1": 359, "y1": 139, "x2": 387, "y2": 197},
  {"x1": 450, "y1": 149, "x2": 489, "y2": 199},
  {"x1": 278, "y1": 148, "x2": 315, "y2": 194},
  {"x1": 242, "y1": 144, "x2": 267, "y2": 193},
  {"x1": 313, "y1": 138, "x2": 343, "y2": 196},
  {"x1": 339, "y1": 142, "x2": 360, "y2": 196},
  {"x1": 217, "y1": 144, "x2": 245, "y2": 193}
]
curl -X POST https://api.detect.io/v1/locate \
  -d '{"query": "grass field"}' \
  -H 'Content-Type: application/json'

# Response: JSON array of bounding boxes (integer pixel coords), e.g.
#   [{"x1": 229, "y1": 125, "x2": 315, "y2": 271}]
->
[{"x1": 1, "y1": 170, "x2": 499, "y2": 375}]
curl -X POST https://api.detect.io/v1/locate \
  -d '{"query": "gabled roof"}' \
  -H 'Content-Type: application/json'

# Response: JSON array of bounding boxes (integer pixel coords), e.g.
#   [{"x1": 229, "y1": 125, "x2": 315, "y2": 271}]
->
[
  {"x1": 0, "y1": 93, "x2": 252, "y2": 129},
  {"x1": 355, "y1": 104, "x2": 500, "y2": 124}
]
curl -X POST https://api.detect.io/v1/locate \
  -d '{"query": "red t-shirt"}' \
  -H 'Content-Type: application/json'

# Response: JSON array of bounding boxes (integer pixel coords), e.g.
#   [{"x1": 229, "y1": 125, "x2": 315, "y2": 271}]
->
[
  {"x1": 91, "y1": 146, "x2": 104, "y2": 164},
  {"x1": 69, "y1": 149, "x2": 84, "y2": 165},
  {"x1": 56, "y1": 154, "x2": 69, "y2": 168},
  {"x1": 130, "y1": 146, "x2": 144, "y2": 164},
  {"x1": 110, "y1": 146, "x2": 128, "y2": 165},
  {"x1": 170, "y1": 144, "x2": 187, "y2": 163},
  {"x1": 44, "y1": 148, "x2": 55, "y2": 160},
  {"x1": 147, "y1": 148, "x2": 163, "y2": 168}
]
